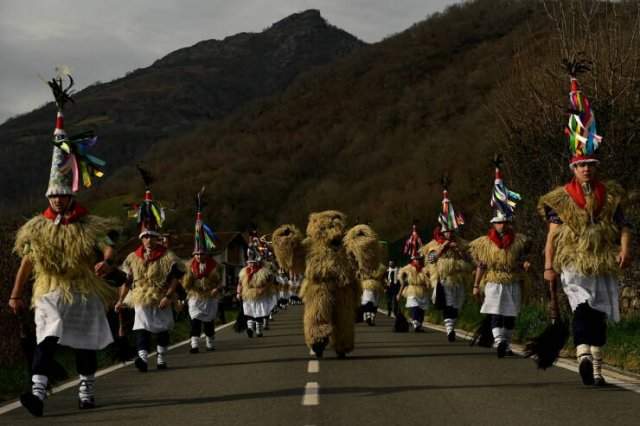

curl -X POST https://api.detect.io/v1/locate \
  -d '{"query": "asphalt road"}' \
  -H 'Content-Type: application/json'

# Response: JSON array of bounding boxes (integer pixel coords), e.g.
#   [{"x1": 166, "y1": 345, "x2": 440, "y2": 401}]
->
[{"x1": 2, "y1": 306, "x2": 640, "y2": 425}]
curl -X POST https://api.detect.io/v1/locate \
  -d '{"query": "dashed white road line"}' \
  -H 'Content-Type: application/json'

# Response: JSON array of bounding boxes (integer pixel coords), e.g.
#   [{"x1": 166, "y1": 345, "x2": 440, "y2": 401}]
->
[
  {"x1": 302, "y1": 382, "x2": 320, "y2": 406},
  {"x1": 307, "y1": 360, "x2": 320, "y2": 373}
]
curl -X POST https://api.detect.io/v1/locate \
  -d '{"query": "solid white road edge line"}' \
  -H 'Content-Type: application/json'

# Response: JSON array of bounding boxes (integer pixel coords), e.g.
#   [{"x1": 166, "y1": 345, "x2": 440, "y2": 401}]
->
[
  {"x1": 378, "y1": 308, "x2": 640, "y2": 394},
  {"x1": 0, "y1": 321, "x2": 237, "y2": 416}
]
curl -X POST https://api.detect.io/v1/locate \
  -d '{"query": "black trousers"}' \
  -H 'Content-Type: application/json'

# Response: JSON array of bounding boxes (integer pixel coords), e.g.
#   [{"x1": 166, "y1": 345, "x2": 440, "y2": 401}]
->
[
  {"x1": 190, "y1": 319, "x2": 215, "y2": 337},
  {"x1": 410, "y1": 307, "x2": 425, "y2": 324},
  {"x1": 32, "y1": 336, "x2": 97, "y2": 377},
  {"x1": 363, "y1": 301, "x2": 377, "y2": 313},
  {"x1": 573, "y1": 303, "x2": 607, "y2": 346},
  {"x1": 490, "y1": 314, "x2": 515, "y2": 330},
  {"x1": 443, "y1": 306, "x2": 458, "y2": 320},
  {"x1": 136, "y1": 330, "x2": 170, "y2": 352}
]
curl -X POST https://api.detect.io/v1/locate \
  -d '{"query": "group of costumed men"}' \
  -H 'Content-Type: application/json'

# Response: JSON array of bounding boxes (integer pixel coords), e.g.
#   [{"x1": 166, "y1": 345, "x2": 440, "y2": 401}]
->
[
  {"x1": 6, "y1": 70, "x2": 228, "y2": 417},
  {"x1": 392, "y1": 62, "x2": 632, "y2": 387},
  {"x1": 5, "y1": 61, "x2": 633, "y2": 419}
]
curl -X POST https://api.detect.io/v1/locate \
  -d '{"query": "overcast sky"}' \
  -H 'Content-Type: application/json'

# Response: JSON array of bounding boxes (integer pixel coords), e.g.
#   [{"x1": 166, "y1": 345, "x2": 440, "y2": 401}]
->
[{"x1": 0, "y1": 0, "x2": 457, "y2": 124}]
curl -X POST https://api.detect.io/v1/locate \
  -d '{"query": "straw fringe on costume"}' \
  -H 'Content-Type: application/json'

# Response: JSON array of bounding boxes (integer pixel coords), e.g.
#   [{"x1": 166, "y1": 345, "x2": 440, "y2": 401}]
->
[
  {"x1": 399, "y1": 264, "x2": 429, "y2": 299},
  {"x1": 468, "y1": 234, "x2": 528, "y2": 290},
  {"x1": 182, "y1": 264, "x2": 222, "y2": 300},
  {"x1": 344, "y1": 225, "x2": 382, "y2": 276},
  {"x1": 240, "y1": 263, "x2": 277, "y2": 301},
  {"x1": 14, "y1": 215, "x2": 118, "y2": 307},
  {"x1": 272, "y1": 224, "x2": 305, "y2": 275},
  {"x1": 122, "y1": 251, "x2": 183, "y2": 307},
  {"x1": 537, "y1": 181, "x2": 625, "y2": 276},
  {"x1": 421, "y1": 240, "x2": 473, "y2": 288}
]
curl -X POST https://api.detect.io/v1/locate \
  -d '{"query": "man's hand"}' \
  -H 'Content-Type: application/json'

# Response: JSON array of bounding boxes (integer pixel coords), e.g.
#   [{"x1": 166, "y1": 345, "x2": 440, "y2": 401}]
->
[
  {"x1": 210, "y1": 288, "x2": 219, "y2": 298},
  {"x1": 543, "y1": 269, "x2": 558, "y2": 282},
  {"x1": 8, "y1": 297, "x2": 26, "y2": 315},
  {"x1": 159, "y1": 296, "x2": 171, "y2": 309},
  {"x1": 617, "y1": 250, "x2": 632, "y2": 269},
  {"x1": 472, "y1": 286, "x2": 482, "y2": 302},
  {"x1": 114, "y1": 300, "x2": 124, "y2": 313},
  {"x1": 94, "y1": 260, "x2": 113, "y2": 277},
  {"x1": 522, "y1": 261, "x2": 531, "y2": 272}
]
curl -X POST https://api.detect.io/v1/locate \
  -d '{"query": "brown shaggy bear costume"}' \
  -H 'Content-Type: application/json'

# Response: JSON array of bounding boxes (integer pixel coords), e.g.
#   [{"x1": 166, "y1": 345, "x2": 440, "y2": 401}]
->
[{"x1": 272, "y1": 211, "x2": 380, "y2": 358}]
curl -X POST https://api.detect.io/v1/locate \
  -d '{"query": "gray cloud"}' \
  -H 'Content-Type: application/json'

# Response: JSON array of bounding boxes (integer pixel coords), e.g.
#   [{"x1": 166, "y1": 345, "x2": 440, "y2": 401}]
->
[{"x1": 0, "y1": 0, "x2": 457, "y2": 124}]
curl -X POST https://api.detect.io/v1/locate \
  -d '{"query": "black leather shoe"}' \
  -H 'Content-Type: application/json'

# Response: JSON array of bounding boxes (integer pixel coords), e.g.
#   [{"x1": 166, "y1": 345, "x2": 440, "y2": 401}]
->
[
  {"x1": 189, "y1": 347, "x2": 199, "y2": 354},
  {"x1": 579, "y1": 358, "x2": 595, "y2": 386},
  {"x1": 594, "y1": 375, "x2": 606, "y2": 387},
  {"x1": 20, "y1": 393, "x2": 43, "y2": 417},
  {"x1": 134, "y1": 357, "x2": 148, "y2": 373},
  {"x1": 447, "y1": 331, "x2": 456, "y2": 342},
  {"x1": 497, "y1": 341, "x2": 508, "y2": 358},
  {"x1": 312, "y1": 338, "x2": 328, "y2": 359},
  {"x1": 157, "y1": 362, "x2": 168, "y2": 370},
  {"x1": 78, "y1": 398, "x2": 96, "y2": 409}
]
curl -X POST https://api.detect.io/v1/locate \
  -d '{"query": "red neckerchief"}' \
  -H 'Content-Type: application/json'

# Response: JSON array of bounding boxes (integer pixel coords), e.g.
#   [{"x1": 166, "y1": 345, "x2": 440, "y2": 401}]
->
[
  {"x1": 42, "y1": 202, "x2": 88, "y2": 225},
  {"x1": 246, "y1": 263, "x2": 262, "y2": 282},
  {"x1": 410, "y1": 259, "x2": 424, "y2": 273},
  {"x1": 564, "y1": 178, "x2": 606, "y2": 215},
  {"x1": 135, "y1": 245, "x2": 167, "y2": 263},
  {"x1": 433, "y1": 227, "x2": 448, "y2": 245},
  {"x1": 191, "y1": 257, "x2": 217, "y2": 279},
  {"x1": 487, "y1": 228, "x2": 514, "y2": 250}
]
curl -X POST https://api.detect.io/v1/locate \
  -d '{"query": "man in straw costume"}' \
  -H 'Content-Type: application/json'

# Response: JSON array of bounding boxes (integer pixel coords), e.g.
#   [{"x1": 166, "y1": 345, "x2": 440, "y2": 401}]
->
[
  {"x1": 538, "y1": 61, "x2": 632, "y2": 386},
  {"x1": 397, "y1": 223, "x2": 430, "y2": 332},
  {"x1": 116, "y1": 167, "x2": 184, "y2": 372},
  {"x1": 237, "y1": 231, "x2": 278, "y2": 338},
  {"x1": 9, "y1": 68, "x2": 116, "y2": 416},
  {"x1": 470, "y1": 157, "x2": 531, "y2": 358},
  {"x1": 182, "y1": 188, "x2": 223, "y2": 353},
  {"x1": 422, "y1": 179, "x2": 472, "y2": 342}
]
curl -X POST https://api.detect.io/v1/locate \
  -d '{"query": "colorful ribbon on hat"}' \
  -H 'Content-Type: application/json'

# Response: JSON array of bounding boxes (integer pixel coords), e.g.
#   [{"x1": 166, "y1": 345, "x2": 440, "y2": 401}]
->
[
  {"x1": 566, "y1": 77, "x2": 602, "y2": 157},
  {"x1": 490, "y1": 169, "x2": 521, "y2": 219},
  {"x1": 403, "y1": 225, "x2": 423, "y2": 258},
  {"x1": 438, "y1": 190, "x2": 464, "y2": 231},
  {"x1": 54, "y1": 131, "x2": 105, "y2": 192},
  {"x1": 195, "y1": 220, "x2": 218, "y2": 252},
  {"x1": 137, "y1": 198, "x2": 165, "y2": 228}
]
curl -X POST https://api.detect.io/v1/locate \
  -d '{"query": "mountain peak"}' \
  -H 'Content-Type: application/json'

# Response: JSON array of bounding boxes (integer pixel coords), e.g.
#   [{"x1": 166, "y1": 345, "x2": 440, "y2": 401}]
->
[{"x1": 270, "y1": 9, "x2": 325, "y2": 30}]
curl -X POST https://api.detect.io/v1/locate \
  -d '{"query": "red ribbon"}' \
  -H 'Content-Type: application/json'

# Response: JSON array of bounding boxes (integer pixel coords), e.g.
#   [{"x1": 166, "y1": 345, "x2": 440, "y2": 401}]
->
[
  {"x1": 433, "y1": 226, "x2": 448, "y2": 245},
  {"x1": 191, "y1": 257, "x2": 217, "y2": 279},
  {"x1": 487, "y1": 227, "x2": 514, "y2": 249},
  {"x1": 564, "y1": 178, "x2": 606, "y2": 215},
  {"x1": 246, "y1": 263, "x2": 263, "y2": 282},
  {"x1": 410, "y1": 258, "x2": 424, "y2": 273},
  {"x1": 42, "y1": 202, "x2": 88, "y2": 224},
  {"x1": 135, "y1": 245, "x2": 167, "y2": 262}
]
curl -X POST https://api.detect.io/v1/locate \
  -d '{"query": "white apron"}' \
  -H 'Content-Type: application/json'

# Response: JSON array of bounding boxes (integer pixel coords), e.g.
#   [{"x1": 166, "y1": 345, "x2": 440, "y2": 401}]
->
[
  {"x1": 243, "y1": 296, "x2": 277, "y2": 318},
  {"x1": 480, "y1": 282, "x2": 521, "y2": 317},
  {"x1": 561, "y1": 268, "x2": 620, "y2": 322},
  {"x1": 361, "y1": 289, "x2": 379, "y2": 306},
  {"x1": 406, "y1": 295, "x2": 429, "y2": 310},
  {"x1": 188, "y1": 297, "x2": 219, "y2": 322},
  {"x1": 432, "y1": 279, "x2": 465, "y2": 310},
  {"x1": 133, "y1": 305, "x2": 174, "y2": 333},
  {"x1": 34, "y1": 289, "x2": 113, "y2": 350}
]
